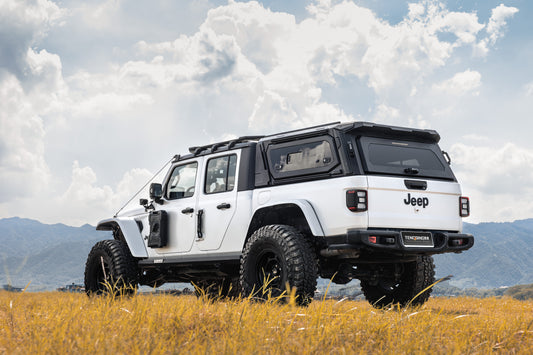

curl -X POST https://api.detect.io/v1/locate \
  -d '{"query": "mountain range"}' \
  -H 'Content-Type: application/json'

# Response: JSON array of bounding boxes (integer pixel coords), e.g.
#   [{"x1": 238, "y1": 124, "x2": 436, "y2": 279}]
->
[{"x1": 1, "y1": 217, "x2": 532, "y2": 291}]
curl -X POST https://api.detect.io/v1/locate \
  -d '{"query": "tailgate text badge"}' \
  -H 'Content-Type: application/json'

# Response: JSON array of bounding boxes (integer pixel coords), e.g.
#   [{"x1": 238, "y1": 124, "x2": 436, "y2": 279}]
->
[{"x1": 404, "y1": 193, "x2": 429, "y2": 208}]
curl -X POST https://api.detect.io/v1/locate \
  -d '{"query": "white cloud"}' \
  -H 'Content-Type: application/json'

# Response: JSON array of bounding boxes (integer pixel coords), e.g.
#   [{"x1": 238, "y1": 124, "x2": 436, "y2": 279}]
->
[
  {"x1": 0, "y1": 0, "x2": 63, "y2": 76},
  {"x1": 525, "y1": 82, "x2": 533, "y2": 97},
  {"x1": 433, "y1": 70, "x2": 481, "y2": 96},
  {"x1": 0, "y1": 74, "x2": 50, "y2": 199},
  {"x1": 451, "y1": 143, "x2": 533, "y2": 222},
  {"x1": 0, "y1": 0, "x2": 524, "y2": 225},
  {"x1": 486, "y1": 4, "x2": 519, "y2": 45},
  {"x1": 58, "y1": 161, "x2": 153, "y2": 225}
]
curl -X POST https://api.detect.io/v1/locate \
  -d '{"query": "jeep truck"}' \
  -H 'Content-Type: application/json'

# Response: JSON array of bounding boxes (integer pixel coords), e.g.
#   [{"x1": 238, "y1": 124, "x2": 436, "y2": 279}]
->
[{"x1": 84, "y1": 121, "x2": 474, "y2": 306}]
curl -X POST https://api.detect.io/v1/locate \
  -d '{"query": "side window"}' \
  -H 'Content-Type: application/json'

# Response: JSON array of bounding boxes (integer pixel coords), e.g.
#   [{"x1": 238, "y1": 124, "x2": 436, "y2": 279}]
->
[
  {"x1": 166, "y1": 162, "x2": 198, "y2": 200},
  {"x1": 267, "y1": 137, "x2": 337, "y2": 179},
  {"x1": 204, "y1": 155, "x2": 237, "y2": 194}
]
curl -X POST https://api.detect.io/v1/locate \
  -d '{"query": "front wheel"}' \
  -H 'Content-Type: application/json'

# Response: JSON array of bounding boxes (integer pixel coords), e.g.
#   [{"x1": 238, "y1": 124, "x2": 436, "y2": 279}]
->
[
  {"x1": 360, "y1": 256, "x2": 435, "y2": 308},
  {"x1": 84, "y1": 240, "x2": 139, "y2": 296},
  {"x1": 240, "y1": 225, "x2": 317, "y2": 306}
]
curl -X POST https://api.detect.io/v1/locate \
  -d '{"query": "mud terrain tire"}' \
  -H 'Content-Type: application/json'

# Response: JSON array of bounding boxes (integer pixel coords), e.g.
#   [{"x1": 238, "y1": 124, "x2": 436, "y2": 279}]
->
[
  {"x1": 240, "y1": 225, "x2": 317, "y2": 306},
  {"x1": 360, "y1": 256, "x2": 435, "y2": 308},
  {"x1": 84, "y1": 239, "x2": 138, "y2": 296}
]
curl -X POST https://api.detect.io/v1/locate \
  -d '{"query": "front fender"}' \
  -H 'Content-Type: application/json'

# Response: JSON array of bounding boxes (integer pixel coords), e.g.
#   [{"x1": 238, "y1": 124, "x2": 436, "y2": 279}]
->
[{"x1": 96, "y1": 217, "x2": 148, "y2": 258}]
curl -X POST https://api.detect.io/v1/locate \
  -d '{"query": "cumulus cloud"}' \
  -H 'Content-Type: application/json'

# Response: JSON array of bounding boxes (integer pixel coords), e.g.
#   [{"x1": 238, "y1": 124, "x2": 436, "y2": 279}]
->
[
  {"x1": 58, "y1": 161, "x2": 153, "y2": 225},
  {"x1": 0, "y1": 74, "x2": 50, "y2": 199},
  {"x1": 451, "y1": 143, "x2": 533, "y2": 222},
  {"x1": 486, "y1": 4, "x2": 519, "y2": 45},
  {"x1": 0, "y1": 0, "x2": 63, "y2": 77},
  {"x1": 0, "y1": 0, "x2": 523, "y2": 225},
  {"x1": 433, "y1": 70, "x2": 481, "y2": 96}
]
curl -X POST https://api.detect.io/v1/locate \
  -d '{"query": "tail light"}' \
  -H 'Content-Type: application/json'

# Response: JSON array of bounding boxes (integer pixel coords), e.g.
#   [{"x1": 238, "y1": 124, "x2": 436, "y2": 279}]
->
[
  {"x1": 346, "y1": 189, "x2": 367, "y2": 212},
  {"x1": 459, "y1": 197, "x2": 470, "y2": 217}
]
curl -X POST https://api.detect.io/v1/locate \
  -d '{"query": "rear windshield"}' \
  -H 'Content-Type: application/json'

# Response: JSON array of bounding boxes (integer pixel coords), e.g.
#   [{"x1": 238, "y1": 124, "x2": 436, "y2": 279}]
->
[{"x1": 358, "y1": 136, "x2": 455, "y2": 180}]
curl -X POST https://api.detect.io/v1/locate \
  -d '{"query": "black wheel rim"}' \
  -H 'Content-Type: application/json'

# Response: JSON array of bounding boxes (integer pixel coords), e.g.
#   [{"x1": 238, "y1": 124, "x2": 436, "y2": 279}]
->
[{"x1": 255, "y1": 248, "x2": 285, "y2": 291}]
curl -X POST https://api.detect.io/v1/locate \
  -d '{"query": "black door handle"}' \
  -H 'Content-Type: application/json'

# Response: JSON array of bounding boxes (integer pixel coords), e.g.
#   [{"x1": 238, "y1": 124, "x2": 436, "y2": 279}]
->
[
  {"x1": 181, "y1": 207, "x2": 194, "y2": 214},
  {"x1": 197, "y1": 209, "x2": 204, "y2": 239},
  {"x1": 404, "y1": 180, "x2": 427, "y2": 190},
  {"x1": 217, "y1": 203, "x2": 231, "y2": 210}
]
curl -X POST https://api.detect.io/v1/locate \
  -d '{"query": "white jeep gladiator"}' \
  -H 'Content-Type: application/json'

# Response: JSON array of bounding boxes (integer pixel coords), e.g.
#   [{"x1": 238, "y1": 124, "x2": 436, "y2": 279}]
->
[{"x1": 85, "y1": 121, "x2": 474, "y2": 306}]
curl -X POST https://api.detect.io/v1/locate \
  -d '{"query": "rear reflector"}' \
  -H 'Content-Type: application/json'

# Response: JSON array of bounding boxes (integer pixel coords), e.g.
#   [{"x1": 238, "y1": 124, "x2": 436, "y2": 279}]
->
[
  {"x1": 346, "y1": 189, "x2": 368, "y2": 212},
  {"x1": 459, "y1": 196, "x2": 470, "y2": 217}
]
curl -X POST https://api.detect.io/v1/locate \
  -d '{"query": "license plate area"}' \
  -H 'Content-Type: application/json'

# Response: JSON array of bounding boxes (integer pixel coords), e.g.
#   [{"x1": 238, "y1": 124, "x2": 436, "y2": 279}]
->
[{"x1": 401, "y1": 231, "x2": 434, "y2": 248}]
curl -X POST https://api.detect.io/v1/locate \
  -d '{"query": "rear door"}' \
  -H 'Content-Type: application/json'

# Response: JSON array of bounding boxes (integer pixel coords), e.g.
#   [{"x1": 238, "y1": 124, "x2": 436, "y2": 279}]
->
[
  {"x1": 196, "y1": 152, "x2": 240, "y2": 251},
  {"x1": 357, "y1": 136, "x2": 462, "y2": 232}
]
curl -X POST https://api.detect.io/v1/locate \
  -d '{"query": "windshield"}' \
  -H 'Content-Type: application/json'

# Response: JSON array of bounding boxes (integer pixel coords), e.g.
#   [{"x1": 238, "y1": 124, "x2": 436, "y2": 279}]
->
[{"x1": 357, "y1": 136, "x2": 455, "y2": 180}]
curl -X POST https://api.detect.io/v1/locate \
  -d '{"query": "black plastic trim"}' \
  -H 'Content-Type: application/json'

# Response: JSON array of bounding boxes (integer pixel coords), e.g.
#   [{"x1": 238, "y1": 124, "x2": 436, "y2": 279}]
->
[
  {"x1": 324, "y1": 229, "x2": 474, "y2": 256},
  {"x1": 238, "y1": 145, "x2": 256, "y2": 191},
  {"x1": 138, "y1": 251, "x2": 242, "y2": 265}
]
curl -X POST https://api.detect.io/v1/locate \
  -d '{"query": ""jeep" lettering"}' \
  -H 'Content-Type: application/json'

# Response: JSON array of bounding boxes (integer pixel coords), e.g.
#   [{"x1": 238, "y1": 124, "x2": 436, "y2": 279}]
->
[{"x1": 403, "y1": 193, "x2": 429, "y2": 208}]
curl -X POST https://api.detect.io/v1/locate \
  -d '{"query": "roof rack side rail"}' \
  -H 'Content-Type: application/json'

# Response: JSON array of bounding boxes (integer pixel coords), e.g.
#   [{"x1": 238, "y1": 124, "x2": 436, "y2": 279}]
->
[
  {"x1": 188, "y1": 135, "x2": 265, "y2": 155},
  {"x1": 261, "y1": 121, "x2": 341, "y2": 140}
]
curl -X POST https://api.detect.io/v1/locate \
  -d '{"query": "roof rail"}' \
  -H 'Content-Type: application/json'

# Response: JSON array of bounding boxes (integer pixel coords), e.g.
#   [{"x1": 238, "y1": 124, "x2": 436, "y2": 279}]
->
[
  {"x1": 261, "y1": 121, "x2": 341, "y2": 140},
  {"x1": 188, "y1": 135, "x2": 264, "y2": 156}
]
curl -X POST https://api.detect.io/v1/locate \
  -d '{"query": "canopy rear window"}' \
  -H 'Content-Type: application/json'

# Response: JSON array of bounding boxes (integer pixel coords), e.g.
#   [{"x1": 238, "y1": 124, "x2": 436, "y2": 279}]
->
[{"x1": 358, "y1": 136, "x2": 455, "y2": 180}]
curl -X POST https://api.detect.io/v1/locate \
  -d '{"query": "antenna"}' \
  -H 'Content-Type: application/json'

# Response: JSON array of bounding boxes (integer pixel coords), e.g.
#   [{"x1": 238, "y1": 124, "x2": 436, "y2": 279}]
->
[{"x1": 113, "y1": 155, "x2": 175, "y2": 217}]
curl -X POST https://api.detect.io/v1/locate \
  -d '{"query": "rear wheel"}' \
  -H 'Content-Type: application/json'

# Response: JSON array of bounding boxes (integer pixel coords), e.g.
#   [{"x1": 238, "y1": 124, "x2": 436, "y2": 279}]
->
[
  {"x1": 84, "y1": 240, "x2": 138, "y2": 296},
  {"x1": 360, "y1": 256, "x2": 435, "y2": 308},
  {"x1": 240, "y1": 225, "x2": 317, "y2": 306}
]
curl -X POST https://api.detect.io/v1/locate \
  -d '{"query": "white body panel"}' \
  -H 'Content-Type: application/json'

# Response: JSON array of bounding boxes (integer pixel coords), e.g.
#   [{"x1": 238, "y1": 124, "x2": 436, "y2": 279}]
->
[
  {"x1": 366, "y1": 176, "x2": 463, "y2": 232},
  {"x1": 251, "y1": 176, "x2": 368, "y2": 237},
  {"x1": 97, "y1": 217, "x2": 148, "y2": 258}
]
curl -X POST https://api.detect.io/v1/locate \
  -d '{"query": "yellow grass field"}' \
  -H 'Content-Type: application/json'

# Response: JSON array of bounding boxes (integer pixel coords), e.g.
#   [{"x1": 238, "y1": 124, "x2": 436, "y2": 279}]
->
[{"x1": 1, "y1": 291, "x2": 532, "y2": 354}]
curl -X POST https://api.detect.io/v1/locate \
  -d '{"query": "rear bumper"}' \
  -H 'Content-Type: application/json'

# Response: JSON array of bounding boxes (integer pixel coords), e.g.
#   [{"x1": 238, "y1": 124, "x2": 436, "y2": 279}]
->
[{"x1": 324, "y1": 229, "x2": 474, "y2": 257}]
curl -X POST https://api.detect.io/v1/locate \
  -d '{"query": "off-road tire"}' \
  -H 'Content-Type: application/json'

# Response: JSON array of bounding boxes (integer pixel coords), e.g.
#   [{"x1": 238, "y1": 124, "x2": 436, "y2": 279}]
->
[
  {"x1": 84, "y1": 239, "x2": 138, "y2": 296},
  {"x1": 240, "y1": 225, "x2": 317, "y2": 306},
  {"x1": 194, "y1": 278, "x2": 240, "y2": 300},
  {"x1": 360, "y1": 256, "x2": 435, "y2": 308}
]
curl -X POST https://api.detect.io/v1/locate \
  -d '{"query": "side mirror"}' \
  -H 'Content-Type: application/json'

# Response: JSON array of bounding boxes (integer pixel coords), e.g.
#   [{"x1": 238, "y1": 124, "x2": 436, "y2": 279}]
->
[{"x1": 149, "y1": 183, "x2": 163, "y2": 203}]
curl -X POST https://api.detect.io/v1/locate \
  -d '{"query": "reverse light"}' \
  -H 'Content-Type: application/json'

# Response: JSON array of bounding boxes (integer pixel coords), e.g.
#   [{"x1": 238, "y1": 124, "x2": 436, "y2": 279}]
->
[
  {"x1": 346, "y1": 189, "x2": 368, "y2": 212},
  {"x1": 459, "y1": 196, "x2": 470, "y2": 217}
]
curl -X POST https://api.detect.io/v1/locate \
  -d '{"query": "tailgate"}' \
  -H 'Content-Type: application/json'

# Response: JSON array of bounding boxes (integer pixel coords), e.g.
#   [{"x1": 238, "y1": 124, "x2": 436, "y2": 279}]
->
[{"x1": 367, "y1": 176, "x2": 462, "y2": 232}]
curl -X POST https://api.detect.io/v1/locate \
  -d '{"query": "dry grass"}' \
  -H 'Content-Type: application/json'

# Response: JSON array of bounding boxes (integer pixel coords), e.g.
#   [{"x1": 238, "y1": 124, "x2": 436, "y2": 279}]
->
[{"x1": 1, "y1": 290, "x2": 532, "y2": 354}]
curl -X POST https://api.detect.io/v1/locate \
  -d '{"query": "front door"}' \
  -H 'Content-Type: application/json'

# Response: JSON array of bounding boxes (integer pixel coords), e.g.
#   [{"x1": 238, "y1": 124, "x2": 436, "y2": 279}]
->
[
  {"x1": 196, "y1": 152, "x2": 239, "y2": 251},
  {"x1": 152, "y1": 159, "x2": 202, "y2": 255}
]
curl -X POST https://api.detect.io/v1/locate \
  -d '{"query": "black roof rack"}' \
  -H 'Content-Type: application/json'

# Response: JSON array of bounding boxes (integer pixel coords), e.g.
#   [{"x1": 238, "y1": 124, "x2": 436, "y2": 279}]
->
[{"x1": 188, "y1": 135, "x2": 264, "y2": 156}]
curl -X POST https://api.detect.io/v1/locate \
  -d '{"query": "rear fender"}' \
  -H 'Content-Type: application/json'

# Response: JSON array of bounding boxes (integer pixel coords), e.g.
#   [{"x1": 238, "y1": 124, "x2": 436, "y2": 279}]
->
[
  {"x1": 252, "y1": 199, "x2": 325, "y2": 237},
  {"x1": 96, "y1": 217, "x2": 148, "y2": 258}
]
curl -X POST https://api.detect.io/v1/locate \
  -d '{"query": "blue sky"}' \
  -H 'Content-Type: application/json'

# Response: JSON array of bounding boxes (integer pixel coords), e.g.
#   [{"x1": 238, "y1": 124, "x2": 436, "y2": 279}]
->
[{"x1": 0, "y1": 0, "x2": 531, "y2": 225}]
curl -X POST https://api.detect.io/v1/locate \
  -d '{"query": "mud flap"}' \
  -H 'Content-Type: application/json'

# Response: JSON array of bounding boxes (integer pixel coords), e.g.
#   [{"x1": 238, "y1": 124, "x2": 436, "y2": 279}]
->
[{"x1": 147, "y1": 210, "x2": 168, "y2": 248}]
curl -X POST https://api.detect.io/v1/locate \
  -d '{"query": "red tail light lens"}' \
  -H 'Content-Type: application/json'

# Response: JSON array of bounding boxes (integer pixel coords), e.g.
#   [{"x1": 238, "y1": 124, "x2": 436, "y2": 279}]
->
[
  {"x1": 346, "y1": 189, "x2": 368, "y2": 212},
  {"x1": 459, "y1": 196, "x2": 470, "y2": 217}
]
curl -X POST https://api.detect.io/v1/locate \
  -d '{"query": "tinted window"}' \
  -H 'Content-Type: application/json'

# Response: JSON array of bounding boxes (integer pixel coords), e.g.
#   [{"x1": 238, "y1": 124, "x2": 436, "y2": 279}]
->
[
  {"x1": 269, "y1": 140, "x2": 335, "y2": 177},
  {"x1": 358, "y1": 136, "x2": 455, "y2": 180},
  {"x1": 204, "y1": 155, "x2": 237, "y2": 194},
  {"x1": 166, "y1": 162, "x2": 198, "y2": 199},
  {"x1": 368, "y1": 143, "x2": 445, "y2": 170}
]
